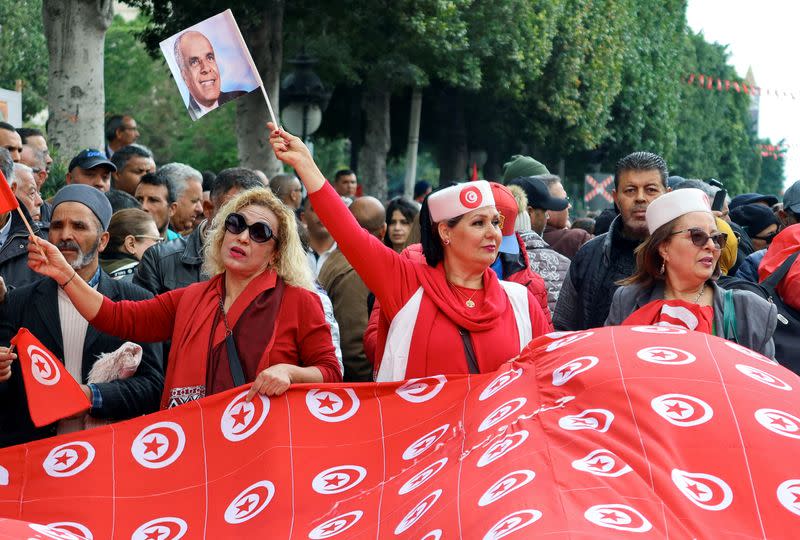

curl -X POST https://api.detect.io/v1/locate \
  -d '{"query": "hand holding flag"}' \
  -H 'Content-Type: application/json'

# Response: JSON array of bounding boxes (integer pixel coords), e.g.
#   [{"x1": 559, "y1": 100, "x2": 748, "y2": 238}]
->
[{"x1": 10, "y1": 328, "x2": 90, "y2": 427}]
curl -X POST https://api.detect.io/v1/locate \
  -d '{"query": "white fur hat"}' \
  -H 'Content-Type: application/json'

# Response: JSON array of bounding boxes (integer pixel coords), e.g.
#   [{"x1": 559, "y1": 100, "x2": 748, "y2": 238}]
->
[
  {"x1": 428, "y1": 180, "x2": 495, "y2": 223},
  {"x1": 645, "y1": 188, "x2": 711, "y2": 234}
]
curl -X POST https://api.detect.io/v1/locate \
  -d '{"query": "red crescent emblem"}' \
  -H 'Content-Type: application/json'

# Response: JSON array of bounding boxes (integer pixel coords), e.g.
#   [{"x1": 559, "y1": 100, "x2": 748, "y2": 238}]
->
[
  {"x1": 308, "y1": 510, "x2": 363, "y2": 539},
  {"x1": 460, "y1": 185, "x2": 482, "y2": 208},
  {"x1": 312, "y1": 465, "x2": 367, "y2": 495},
  {"x1": 224, "y1": 480, "x2": 275, "y2": 524},
  {"x1": 221, "y1": 391, "x2": 270, "y2": 442},
  {"x1": 131, "y1": 421, "x2": 186, "y2": 469},
  {"x1": 28, "y1": 344, "x2": 61, "y2": 386},
  {"x1": 396, "y1": 375, "x2": 447, "y2": 403},
  {"x1": 398, "y1": 457, "x2": 448, "y2": 495},
  {"x1": 755, "y1": 408, "x2": 800, "y2": 439},
  {"x1": 572, "y1": 449, "x2": 632, "y2": 477},
  {"x1": 479, "y1": 367, "x2": 523, "y2": 401},
  {"x1": 552, "y1": 356, "x2": 599, "y2": 386},
  {"x1": 724, "y1": 341, "x2": 778, "y2": 364},
  {"x1": 777, "y1": 479, "x2": 800, "y2": 516},
  {"x1": 478, "y1": 398, "x2": 527, "y2": 432},
  {"x1": 735, "y1": 364, "x2": 792, "y2": 391},
  {"x1": 483, "y1": 510, "x2": 543, "y2": 539},
  {"x1": 131, "y1": 517, "x2": 188, "y2": 540},
  {"x1": 44, "y1": 522, "x2": 93, "y2": 540},
  {"x1": 584, "y1": 504, "x2": 652, "y2": 532},
  {"x1": 43, "y1": 441, "x2": 95, "y2": 478},
  {"x1": 637, "y1": 346, "x2": 696, "y2": 365},
  {"x1": 394, "y1": 489, "x2": 442, "y2": 535},
  {"x1": 29, "y1": 523, "x2": 90, "y2": 540},
  {"x1": 478, "y1": 470, "x2": 536, "y2": 506},
  {"x1": 545, "y1": 331, "x2": 594, "y2": 352},
  {"x1": 403, "y1": 424, "x2": 450, "y2": 460},
  {"x1": 558, "y1": 409, "x2": 614, "y2": 432},
  {"x1": 651, "y1": 394, "x2": 713, "y2": 427},
  {"x1": 477, "y1": 430, "x2": 529, "y2": 467},
  {"x1": 306, "y1": 388, "x2": 360, "y2": 423},
  {"x1": 671, "y1": 468, "x2": 733, "y2": 511}
]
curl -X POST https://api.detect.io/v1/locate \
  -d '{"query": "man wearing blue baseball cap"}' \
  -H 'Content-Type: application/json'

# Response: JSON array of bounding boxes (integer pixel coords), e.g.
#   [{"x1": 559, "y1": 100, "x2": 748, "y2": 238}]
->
[{"x1": 65, "y1": 149, "x2": 117, "y2": 193}]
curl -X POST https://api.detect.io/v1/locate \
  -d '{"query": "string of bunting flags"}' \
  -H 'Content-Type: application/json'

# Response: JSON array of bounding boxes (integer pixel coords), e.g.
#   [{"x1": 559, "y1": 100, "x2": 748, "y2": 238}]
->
[{"x1": 684, "y1": 73, "x2": 798, "y2": 100}]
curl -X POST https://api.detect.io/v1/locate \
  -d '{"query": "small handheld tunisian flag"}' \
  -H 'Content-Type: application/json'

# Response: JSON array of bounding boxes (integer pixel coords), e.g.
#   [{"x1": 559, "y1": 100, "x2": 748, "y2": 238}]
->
[
  {"x1": 10, "y1": 328, "x2": 90, "y2": 427},
  {"x1": 0, "y1": 169, "x2": 20, "y2": 214}
]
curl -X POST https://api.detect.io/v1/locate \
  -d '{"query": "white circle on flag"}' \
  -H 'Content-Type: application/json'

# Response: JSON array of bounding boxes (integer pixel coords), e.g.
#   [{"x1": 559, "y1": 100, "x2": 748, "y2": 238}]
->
[
  {"x1": 479, "y1": 367, "x2": 523, "y2": 401},
  {"x1": 478, "y1": 469, "x2": 536, "y2": 506},
  {"x1": 221, "y1": 391, "x2": 270, "y2": 442},
  {"x1": 545, "y1": 331, "x2": 594, "y2": 352},
  {"x1": 306, "y1": 388, "x2": 360, "y2": 423},
  {"x1": 43, "y1": 441, "x2": 95, "y2": 478},
  {"x1": 308, "y1": 510, "x2": 363, "y2": 539},
  {"x1": 396, "y1": 375, "x2": 447, "y2": 403},
  {"x1": 394, "y1": 489, "x2": 442, "y2": 535},
  {"x1": 483, "y1": 509, "x2": 542, "y2": 539},
  {"x1": 403, "y1": 424, "x2": 450, "y2": 460},
  {"x1": 584, "y1": 504, "x2": 652, "y2": 533},
  {"x1": 224, "y1": 480, "x2": 275, "y2": 524},
  {"x1": 777, "y1": 479, "x2": 800, "y2": 516},
  {"x1": 671, "y1": 468, "x2": 733, "y2": 511},
  {"x1": 28, "y1": 344, "x2": 61, "y2": 386},
  {"x1": 28, "y1": 524, "x2": 87, "y2": 540},
  {"x1": 755, "y1": 408, "x2": 800, "y2": 439},
  {"x1": 631, "y1": 325, "x2": 687, "y2": 334},
  {"x1": 312, "y1": 465, "x2": 367, "y2": 495},
  {"x1": 398, "y1": 457, "x2": 448, "y2": 495},
  {"x1": 131, "y1": 421, "x2": 186, "y2": 469},
  {"x1": 478, "y1": 398, "x2": 527, "y2": 432},
  {"x1": 131, "y1": 517, "x2": 188, "y2": 540},
  {"x1": 477, "y1": 430, "x2": 529, "y2": 468},
  {"x1": 651, "y1": 394, "x2": 713, "y2": 427},
  {"x1": 637, "y1": 346, "x2": 696, "y2": 365},
  {"x1": 44, "y1": 523, "x2": 93, "y2": 540},
  {"x1": 735, "y1": 364, "x2": 792, "y2": 391}
]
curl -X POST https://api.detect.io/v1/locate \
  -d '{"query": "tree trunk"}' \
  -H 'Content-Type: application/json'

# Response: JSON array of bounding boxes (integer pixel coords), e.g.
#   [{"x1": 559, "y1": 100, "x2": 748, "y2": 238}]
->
[
  {"x1": 403, "y1": 87, "x2": 422, "y2": 199},
  {"x1": 437, "y1": 89, "x2": 468, "y2": 183},
  {"x1": 43, "y1": 0, "x2": 113, "y2": 159},
  {"x1": 357, "y1": 88, "x2": 391, "y2": 200},
  {"x1": 236, "y1": 0, "x2": 283, "y2": 177}
]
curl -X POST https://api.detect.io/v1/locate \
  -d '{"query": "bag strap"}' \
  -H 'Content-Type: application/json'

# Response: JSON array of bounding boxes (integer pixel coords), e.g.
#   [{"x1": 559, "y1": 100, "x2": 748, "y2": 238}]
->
[
  {"x1": 723, "y1": 289, "x2": 739, "y2": 343},
  {"x1": 458, "y1": 327, "x2": 480, "y2": 374},
  {"x1": 219, "y1": 295, "x2": 246, "y2": 387},
  {"x1": 761, "y1": 251, "x2": 800, "y2": 293}
]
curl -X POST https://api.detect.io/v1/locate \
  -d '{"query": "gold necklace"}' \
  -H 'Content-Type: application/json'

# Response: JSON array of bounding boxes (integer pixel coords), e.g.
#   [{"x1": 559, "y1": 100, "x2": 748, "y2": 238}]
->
[
  {"x1": 693, "y1": 283, "x2": 706, "y2": 303},
  {"x1": 451, "y1": 283, "x2": 479, "y2": 308}
]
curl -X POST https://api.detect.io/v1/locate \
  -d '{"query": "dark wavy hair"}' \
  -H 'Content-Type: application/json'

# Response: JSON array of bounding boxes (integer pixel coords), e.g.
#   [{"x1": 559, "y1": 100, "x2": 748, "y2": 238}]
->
[
  {"x1": 383, "y1": 197, "x2": 419, "y2": 248},
  {"x1": 419, "y1": 184, "x2": 463, "y2": 267}
]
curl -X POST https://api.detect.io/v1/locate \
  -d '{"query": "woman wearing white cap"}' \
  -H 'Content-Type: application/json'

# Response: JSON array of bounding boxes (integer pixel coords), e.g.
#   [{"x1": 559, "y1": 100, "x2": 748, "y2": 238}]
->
[
  {"x1": 606, "y1": 188, "x2": 777, "y2": 357},
  {"x1": 269, "y1": 125, "x2": 552, "y2": 381}
]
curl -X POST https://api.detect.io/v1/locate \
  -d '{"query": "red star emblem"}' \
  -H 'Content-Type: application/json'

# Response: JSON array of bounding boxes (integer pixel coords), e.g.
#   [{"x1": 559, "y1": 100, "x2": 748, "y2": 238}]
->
[
  {"x1": 321, "y1": 521, "x2": 342, "y2": 534},
  {"x1": 791, "y1": 488, "x2": 800, "y2": 505},
  {"x1": 588, "y1": 458, "x2": 610, "y2": 470},
  {"x1": 142, "y1": 436, "x2": 164, "y2": 456},
  {"x1": 490, "y1": 479, "x2": 513, "y2": 497},
  {"x1": 495, "y1": 519, "x2": 514, "y2": 532},
  {"x1": 665, "y1": 401, "x2": 689, "y2": 416},
  {"x1": 54, "y1": 451, "x2": 72, "y2": 467},
  {"x1": 324, "y1": 474, "x2": 346, "y2": 487},
  {"x1": 685, "y1": 481, "x2": 708, "y2": 499},
  {"x1": 34, "y1": 359, "x2": 48, "y2": 373},
  {"x1": 769, "y1": 415, "x2": 793, "y2": 429},
  {"x1": 236, "y1": 495, "x2": 256, "y2": 515},
  {"x1": 600, "y1": 511, "x2": 622, "y2": 522},
  {"x1": 316, "y1": 394, "x2": 339, "y2": 411},
  {"x1": 559, "y1": 365, "x2": 576, "y2": 377},
  {"x1": 571, "y1": 418, "x2": 596, "y2": 426},
  {"x1": 144, "y1": 527, "x2": 164, "y2": 540},
  {"x1": 230, "y1": 405, "x2": 250, "y2": 428}
]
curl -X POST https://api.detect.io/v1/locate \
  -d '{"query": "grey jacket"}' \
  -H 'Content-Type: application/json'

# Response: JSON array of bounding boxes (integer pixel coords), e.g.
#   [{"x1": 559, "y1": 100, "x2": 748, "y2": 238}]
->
[
  {"x1": 133, "y1": 222, "x2": 206, "y2": 295},
  {"x1": 519, "y1": 230, "x2": 570, "y2": 316},
  {"x1": 606, "y1": 280, "x2": 777, "y2": 358}
]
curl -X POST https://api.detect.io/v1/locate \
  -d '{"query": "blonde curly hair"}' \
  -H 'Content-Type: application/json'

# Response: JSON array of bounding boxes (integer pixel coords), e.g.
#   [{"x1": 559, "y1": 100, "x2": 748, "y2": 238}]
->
[{"x1": 203, "y1": 187, "x2": 314, "y2": 291}]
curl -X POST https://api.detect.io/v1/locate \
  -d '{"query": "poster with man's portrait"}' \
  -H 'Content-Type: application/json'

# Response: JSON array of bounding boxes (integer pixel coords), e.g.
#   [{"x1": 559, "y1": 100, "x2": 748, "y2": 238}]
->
[{"x1": 160, "y1": 10, "x2": 262, "y2": 121}]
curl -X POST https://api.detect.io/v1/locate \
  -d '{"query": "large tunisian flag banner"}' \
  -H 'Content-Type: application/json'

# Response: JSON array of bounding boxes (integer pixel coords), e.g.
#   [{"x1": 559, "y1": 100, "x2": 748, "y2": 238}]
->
[{"x1": 1, "y1": 326, "x2": 799, "y2": 539}]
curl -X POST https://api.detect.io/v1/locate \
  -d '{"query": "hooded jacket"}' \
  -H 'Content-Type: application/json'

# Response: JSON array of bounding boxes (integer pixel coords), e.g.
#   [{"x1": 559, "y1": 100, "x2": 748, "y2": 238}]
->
[{"x1": 518, "y1": 230, "x2": 570, "y2": 315}]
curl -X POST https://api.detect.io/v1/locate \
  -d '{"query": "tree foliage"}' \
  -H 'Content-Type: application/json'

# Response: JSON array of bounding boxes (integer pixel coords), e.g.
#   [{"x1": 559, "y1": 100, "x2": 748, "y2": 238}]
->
[
  {"x1": 670, "y1": 31, "x2": 760, "y2": 194},
  {"x1": 0, "y1": 0, "x2": 49, "y2": 121},
  {"x1": 104, "y1": 15, "x2": 239, "y2": 172}
]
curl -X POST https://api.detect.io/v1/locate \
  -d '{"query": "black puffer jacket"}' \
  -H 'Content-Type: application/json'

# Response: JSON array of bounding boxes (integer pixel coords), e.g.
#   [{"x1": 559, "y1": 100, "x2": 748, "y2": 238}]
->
[
  {"x1": 553, "y1": 215, "x2": 640, "y2": 330},
  {"x1": 133, "y1": 222, "x2": 206, "y2": 295}
]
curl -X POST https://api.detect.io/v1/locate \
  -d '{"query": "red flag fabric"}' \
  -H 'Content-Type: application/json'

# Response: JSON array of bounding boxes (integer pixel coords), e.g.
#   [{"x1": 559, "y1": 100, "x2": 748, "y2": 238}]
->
[
  {"x1": 0, "y1": 170, "x2": 19, "y2": 214},
  {"x1": 0, "y1": 326, "x2": 799, "y2": 538},
  {"x1": 470, "y1": 162, "x2": 479, "y2": 181},
  {"x1": 9, "y1": 328, "x2": 90, "y2": 427}
]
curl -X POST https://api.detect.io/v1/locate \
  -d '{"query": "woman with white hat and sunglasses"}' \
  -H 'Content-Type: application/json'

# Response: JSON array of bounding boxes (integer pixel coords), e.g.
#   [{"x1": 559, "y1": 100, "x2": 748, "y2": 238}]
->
[
  {"x1": 269, "y1": 124, "x2": 552, "y2": 381},
  {"x1": 606, "y1": 188, "x2": 777, "y2": 357}
]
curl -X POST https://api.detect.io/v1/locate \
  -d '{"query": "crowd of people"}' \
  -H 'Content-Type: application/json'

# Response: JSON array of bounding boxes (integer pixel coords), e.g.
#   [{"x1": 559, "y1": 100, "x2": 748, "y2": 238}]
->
[{"x1": 0, "y1": 114, "x2": 797, "y2": 447}]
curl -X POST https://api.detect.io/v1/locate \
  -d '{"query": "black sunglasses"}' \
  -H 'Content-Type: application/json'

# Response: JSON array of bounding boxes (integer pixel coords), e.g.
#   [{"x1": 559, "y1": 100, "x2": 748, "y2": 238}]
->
[
  {"x1": 670, "y1": 227, "x2": 727, "y2": 250},
  {"x1": 224, "y1": 212, "x2": 275, "y2": 244}
]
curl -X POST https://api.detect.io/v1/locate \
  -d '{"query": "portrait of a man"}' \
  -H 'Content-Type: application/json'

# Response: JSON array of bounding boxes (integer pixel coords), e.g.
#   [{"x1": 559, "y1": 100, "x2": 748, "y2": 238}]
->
[{"x1": 161, "y1": 10, "x2": 261, "y2": 121}]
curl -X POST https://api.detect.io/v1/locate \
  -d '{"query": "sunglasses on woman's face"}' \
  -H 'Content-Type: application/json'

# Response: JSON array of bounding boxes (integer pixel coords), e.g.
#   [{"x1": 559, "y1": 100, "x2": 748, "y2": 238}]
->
[
  {"x1": 670, "y1": 227, "x2": 728, "y2": 250},
  {"x1": 224, "y1": 212, "x2": 275, "y2": 244}
]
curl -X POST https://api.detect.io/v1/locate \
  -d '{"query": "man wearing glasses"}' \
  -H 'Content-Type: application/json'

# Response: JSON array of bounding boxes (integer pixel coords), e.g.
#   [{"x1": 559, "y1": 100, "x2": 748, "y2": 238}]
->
[{"x1": 104, "y1": 115, "x2": 140, "y2": 158}]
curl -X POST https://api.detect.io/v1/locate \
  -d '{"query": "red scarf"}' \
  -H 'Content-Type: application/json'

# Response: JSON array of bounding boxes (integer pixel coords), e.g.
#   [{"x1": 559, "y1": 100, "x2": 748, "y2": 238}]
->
[
  {"x1": 161, "y1": 270, "x2": 281, "y2": 408},
  {"x1": 622, "y1": 299, "x2": 714, "y2": 334}
]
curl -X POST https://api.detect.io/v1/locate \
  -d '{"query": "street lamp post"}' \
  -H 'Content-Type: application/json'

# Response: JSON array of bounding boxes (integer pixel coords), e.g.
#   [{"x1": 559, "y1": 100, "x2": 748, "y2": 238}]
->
[{"x1": 280, "y1": 53, "x2": 330, "y2": 146}]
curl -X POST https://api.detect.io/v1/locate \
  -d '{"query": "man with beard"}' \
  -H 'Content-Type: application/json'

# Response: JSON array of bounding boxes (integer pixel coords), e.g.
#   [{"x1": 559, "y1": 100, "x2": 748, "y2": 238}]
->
[
  {"x1": 0, "y1": 185, "x2": 163, "y2": 446},
  {"x1": 173, "y1": 31, "x2": 249, "y2": 120},
  {"x1": 553, "y1": 152, "x2": 669, "y2": 330}
]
